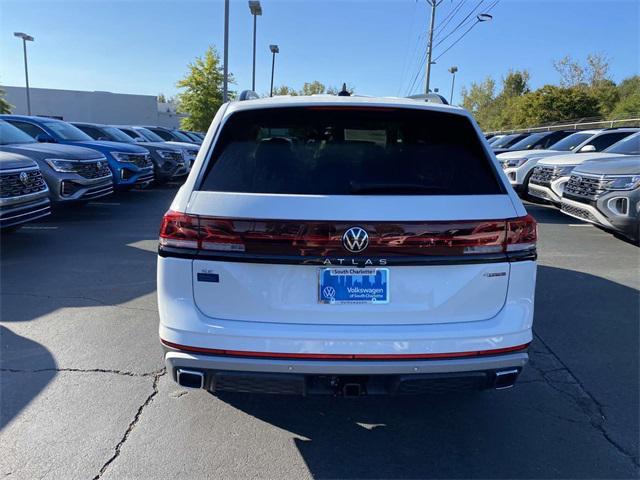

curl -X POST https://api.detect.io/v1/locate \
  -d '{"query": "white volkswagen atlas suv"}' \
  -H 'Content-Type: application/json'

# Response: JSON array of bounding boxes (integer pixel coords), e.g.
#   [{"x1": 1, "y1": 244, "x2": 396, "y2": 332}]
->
[{"x1": 157, "y1": 93, "x2": 538, "y2": 396}]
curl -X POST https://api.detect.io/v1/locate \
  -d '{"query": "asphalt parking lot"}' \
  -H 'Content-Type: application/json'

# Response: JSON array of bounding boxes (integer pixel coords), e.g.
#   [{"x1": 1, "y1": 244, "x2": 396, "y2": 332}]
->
[{"x1": 1, "y1": 184, "x2": 638, "y2": 479}]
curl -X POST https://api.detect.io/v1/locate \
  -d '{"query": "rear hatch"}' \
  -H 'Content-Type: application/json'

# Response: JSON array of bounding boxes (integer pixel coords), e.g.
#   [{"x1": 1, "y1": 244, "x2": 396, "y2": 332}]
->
[{"x1": 161, "y1": 105, "x2": 534, "y2": 326}]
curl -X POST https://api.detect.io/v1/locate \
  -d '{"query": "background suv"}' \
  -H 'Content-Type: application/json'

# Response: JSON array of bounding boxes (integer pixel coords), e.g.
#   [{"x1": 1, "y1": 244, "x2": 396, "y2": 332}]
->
[
  {"x1": 73, "y1": 122, "x2": 186, "y2": 184},
  {"x1": 528, "y1": 129, "x2": 639, "y2": 204},
  {"x1": 2, "y1": 115, "x2": 154, "y2": 189},
  {"x1": 0, "y1": 151, "x2": 51, "y2": 230},
  {"x1": 498, "y1": 129, "x2": 637, "y2": 194},
  {"x1": 114, "y1": 126, "x2": 198, "y2": 172},
  {"x1": 561, "y1": 155, "x2": 640, "y2": 243},
  {"x1": 494, "y1": 130, "x2": 573, "y2": 155},
  {"x1": 0, "y1": 120, "x2": 113, "y2": 203},
  {"x1": 158, "y1": 94, "x2": 537, "y2": 397}
]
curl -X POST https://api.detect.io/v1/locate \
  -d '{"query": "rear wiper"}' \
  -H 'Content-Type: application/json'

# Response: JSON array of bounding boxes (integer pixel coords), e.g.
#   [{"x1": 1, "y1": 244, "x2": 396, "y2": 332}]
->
[{"x1": 349, "y1": 182, "x2": 447, "y2": 194}]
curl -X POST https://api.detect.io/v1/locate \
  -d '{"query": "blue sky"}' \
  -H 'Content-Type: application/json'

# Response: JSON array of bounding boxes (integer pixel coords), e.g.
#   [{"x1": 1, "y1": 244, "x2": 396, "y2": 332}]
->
[{"x1": 1, "y1": 0, "x2": 638, "y2": 104}]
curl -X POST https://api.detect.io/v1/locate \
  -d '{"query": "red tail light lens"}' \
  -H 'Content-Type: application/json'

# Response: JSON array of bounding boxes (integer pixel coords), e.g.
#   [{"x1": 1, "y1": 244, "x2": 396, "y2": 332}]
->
[
  {"x1": 505, "y1": 214, "x2": 537, "y2": 252},
  {"x1": 159, "y1": 211, "x2": 199, "y2": 249},
  {"x1": 199, "y1": 218, "x2": 246, "y2": 252},
  {"x1": 159, "y1": 212, "x2": 536, "y2": 257}
]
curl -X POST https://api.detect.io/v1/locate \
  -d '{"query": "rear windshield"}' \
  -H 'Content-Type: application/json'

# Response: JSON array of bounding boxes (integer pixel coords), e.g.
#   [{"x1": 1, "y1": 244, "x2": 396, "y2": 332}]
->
[{"x1": 200, "y1": 107, "x2": 503, "y2": 195}]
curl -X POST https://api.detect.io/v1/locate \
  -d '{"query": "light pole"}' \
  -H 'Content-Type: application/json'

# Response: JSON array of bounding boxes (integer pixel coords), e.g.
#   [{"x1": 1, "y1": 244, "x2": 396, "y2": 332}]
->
[
  {"x1": 222, "y1": 0, "x2": 230, "y2": 103},
  {"x1": 424, "y1": 0, "x2": 442, "y2": 94},
  {"x1": 14, "y1": 32, "x2": 34, "y2": 115},
  {"x1": 248, "y1": 1, "x2": 262, "y2": 92},
  {"x1": 269, "y1": 44, "x2": 279, "y2": 97},
  {"x1": 448, "y1": 66, "x2": 458, "y2": 104}
]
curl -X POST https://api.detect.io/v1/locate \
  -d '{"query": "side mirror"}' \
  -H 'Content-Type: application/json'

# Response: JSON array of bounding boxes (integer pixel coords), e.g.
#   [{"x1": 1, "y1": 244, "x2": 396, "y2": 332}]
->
[
  {"x1": 134, "y1": 137, "x2": 146, "y2": 143},
  {"x1": 35, "y1": 133, "x2": 55, "y2": 143},
  {"x1": 579, "y1": 144, "x2": 596, "y2": 153},
  {"x1": 97, "y1": 136, "x2": 110, "y2": 141}
]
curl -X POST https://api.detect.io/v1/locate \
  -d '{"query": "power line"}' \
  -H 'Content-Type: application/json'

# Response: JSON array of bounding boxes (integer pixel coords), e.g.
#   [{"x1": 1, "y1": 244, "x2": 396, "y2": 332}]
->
[
  {"x1": 433, "y1": 0, "x2": 467, "y2": 39},
  {"x1": 433, "y1": 0, "x2": 484, "y2": 48},
  {"x1": 397, "y1": 0, "x2": 422, "y2": 96},
  {"x1": 433, "y1": 0, "x2": 467, "y2": 37},
  {"x1": 433, "y1": 0, "x2": 499, "y2": 62}
]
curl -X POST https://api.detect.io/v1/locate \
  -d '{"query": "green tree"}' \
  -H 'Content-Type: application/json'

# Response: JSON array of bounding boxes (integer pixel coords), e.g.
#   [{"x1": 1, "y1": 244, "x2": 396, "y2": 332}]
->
[
  {"x1": 272, "y1": 85, "x2": 298, "y2": 96},
  {"x1": 616, "y1": 76, "x2": 640, "y2": 100},
  {"x1": 460, "y1": 77, "x2": 497, "y2": 129},
  {"x1": 300, "y1": 81, "x2": 327, "y2": 95},
  {"x1": 609, "y1": 93, "x2": 640, "y2": 119},
  {"x1": 157, "y1": 93, "x2": 167, "y2": 103},
  {"x1": 176, "y1": 46, "x2": 234, "y2": 132},
  {"x1": 0, "y1": 86, "x2": 12, "y2": 114},
  {"x1": 501, "y1": 70, "x2": 530, "y2": 97}
]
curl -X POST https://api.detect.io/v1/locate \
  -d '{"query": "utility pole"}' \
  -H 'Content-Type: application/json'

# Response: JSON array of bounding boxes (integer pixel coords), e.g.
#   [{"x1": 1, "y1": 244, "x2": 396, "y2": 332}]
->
[
  {"x1": 425, "y1": 0, "x2": 439, "y2": 95},
  {"x1": 223, "y1": 0, "x2": 229, "y2": 103}
]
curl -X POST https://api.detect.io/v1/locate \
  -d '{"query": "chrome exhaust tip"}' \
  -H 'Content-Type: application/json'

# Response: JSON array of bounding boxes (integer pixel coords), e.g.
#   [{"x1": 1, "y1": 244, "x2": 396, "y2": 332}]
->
[
  {"x1": 176, "y1": 369, "x2": 204, "y2": 389},
  {"x1": 494, "y1": 369, "x2": 520, "y2": 390}
]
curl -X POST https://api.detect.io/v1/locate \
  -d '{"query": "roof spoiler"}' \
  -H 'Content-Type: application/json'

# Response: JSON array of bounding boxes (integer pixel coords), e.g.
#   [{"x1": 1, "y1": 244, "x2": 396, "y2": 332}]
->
[
  {"x1": 407, "y1": 93, "x2": 449, "y2": 105},
  {"x1": 238, "y1": 90, "x2": 260, "y2": 101}
]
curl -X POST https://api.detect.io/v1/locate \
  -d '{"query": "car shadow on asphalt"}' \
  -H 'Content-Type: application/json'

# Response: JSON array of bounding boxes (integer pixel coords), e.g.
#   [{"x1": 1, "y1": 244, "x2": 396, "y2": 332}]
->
[
  {"x1": 0, "y1": 326, "x2": 57, "y2": 430},
  {"x1": 213, "y1": 265, "x2": 639, "y2": 479}
]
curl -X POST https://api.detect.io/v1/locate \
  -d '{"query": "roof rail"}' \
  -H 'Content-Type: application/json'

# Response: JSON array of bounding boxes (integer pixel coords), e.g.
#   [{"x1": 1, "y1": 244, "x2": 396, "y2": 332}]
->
[
  {"x1": 238, "y1": 90, "x2": 260, "y2": 101},
  {"x1": 407, "y1": 93, "x2": 449, "y2": 105}
]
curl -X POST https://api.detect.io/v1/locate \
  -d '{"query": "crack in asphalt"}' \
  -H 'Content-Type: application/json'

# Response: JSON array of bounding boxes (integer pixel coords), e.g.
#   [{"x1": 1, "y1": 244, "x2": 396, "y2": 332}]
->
[
  {"x1": 0, "y1": 368, "x2": 163, "y2": 377},
  {"x1": 532, "y1": 332, "x2": 639, "y2": 468},
  {"x1": 92, "y1": 369, "x2": 166, "y2": 480},
  {"x1": 1, "y1": 292, "x2": 156, "y2": 313}
]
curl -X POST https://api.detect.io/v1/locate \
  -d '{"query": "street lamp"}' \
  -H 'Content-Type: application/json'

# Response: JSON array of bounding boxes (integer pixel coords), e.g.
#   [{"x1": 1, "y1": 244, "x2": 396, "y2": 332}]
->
[
  {"x1": 269, "y1": 44, "x2": 279, "y2": 97},
  {"x1": 14, "y1": 32, "x2": 34, "y2": 115},
  {"x1": 448, "y1": 66, "x2": 458, "y2": 104},
  {"x1": 248, "y1": 1, "x2": 262, "y2": 92}
]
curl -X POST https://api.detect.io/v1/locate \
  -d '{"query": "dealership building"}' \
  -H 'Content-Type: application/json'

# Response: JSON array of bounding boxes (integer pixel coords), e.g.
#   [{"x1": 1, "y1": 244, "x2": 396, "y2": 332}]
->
[{"x1": 2, "y1": 86, "x2": 186, "y2": 128}]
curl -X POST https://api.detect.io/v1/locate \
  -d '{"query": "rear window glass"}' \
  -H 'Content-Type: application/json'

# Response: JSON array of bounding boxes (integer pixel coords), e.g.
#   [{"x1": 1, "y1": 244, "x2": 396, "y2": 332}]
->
[{"x1": 200, "y1": 107, "x2": 503, "y2": 195}]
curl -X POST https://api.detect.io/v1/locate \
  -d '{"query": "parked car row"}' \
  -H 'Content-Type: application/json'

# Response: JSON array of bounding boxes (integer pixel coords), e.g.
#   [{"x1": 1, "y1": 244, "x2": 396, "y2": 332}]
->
[
  {"x1": 0, "y1": 115, "x2": 201, "y2": 231},
  {"x1": 487, "y1": 129, "x2": 640, "y2": 242}
]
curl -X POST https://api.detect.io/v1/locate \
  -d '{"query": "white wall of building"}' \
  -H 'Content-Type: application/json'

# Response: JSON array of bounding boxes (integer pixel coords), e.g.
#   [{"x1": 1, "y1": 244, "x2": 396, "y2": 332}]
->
[{"x1": 3, "y1": 86, "x2": 186, "y2": 128}]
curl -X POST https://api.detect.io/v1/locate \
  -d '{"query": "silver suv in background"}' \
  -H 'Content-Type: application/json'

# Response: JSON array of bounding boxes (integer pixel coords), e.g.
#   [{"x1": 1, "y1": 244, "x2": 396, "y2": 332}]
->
[
  {"x1": 0, "y1": 151, "x2": 51, "y2": 231},
  {"x1": 0, "y1": 120, "x2": 113, "y2": 203},
  {"x1": 114, "y1": 126, "x2": 197, "y2": 173},
  {"x1": 561, "y1": 155, "x2": 640, "y2": 244}
]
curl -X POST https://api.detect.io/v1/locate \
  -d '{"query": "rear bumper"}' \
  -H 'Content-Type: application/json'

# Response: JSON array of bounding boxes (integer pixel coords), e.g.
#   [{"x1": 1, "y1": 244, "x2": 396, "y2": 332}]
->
[{"x1": 165, "y1": 349, "x2": 528, "y2": 395}]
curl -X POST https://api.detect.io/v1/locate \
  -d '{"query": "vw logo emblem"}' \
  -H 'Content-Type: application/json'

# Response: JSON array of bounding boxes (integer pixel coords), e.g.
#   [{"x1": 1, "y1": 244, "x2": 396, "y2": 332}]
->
[
  {"x1": 19, "y1": 171, "x2": 29, "y2": 185},
  {"x1": 322, "y1": 286, "x2": 336, "y2": 299},
  {"x1": 96, "y1": 161, "x2": 102, "y2": 170},
  {"x1": 342, "y1": 226, "x2": 369, "y2": 253}
]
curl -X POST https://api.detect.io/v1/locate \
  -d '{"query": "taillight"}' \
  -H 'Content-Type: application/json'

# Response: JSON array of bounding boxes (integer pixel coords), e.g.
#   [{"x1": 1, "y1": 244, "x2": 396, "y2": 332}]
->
[
  {"x1": 505, "y1": 214, "x2": 537, "y2": 252},
  {"x1": 199, "y1": 218, "x2": 246, "y2": 252},
  {"x1": 158, "y1": 212, "x2": 537, "y2": 259},
  {"x1": 159, "y1": 211, "x2": 199, "y2": 249}
]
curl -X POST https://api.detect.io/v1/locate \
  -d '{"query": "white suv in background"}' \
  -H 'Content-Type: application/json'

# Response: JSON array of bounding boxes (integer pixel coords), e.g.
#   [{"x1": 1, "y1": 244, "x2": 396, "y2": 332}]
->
[
  {"x1": 528, "y1": 130, "x2": 639, "y2": 204},
  {"x1": 157, "y1": 94, "x2": 537, "y2": 396},
  {"x1": 497, "y1": 129, "x2": 635, "y2": 194}
]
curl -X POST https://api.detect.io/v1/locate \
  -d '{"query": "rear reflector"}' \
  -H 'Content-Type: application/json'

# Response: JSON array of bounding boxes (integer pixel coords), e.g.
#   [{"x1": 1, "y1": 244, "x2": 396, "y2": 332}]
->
[
  {"x1": 161, "y1": 339, "x2": 530, "y2": 360},
  {"x1": 158, "y1": 211, "x2": 537, "y2": 257}
]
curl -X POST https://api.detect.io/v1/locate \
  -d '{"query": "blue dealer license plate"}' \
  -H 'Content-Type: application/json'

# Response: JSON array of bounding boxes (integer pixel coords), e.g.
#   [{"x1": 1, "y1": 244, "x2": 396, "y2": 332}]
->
[{"x1": 318, "y1": 268, "x2": 389, "y2": 304}]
